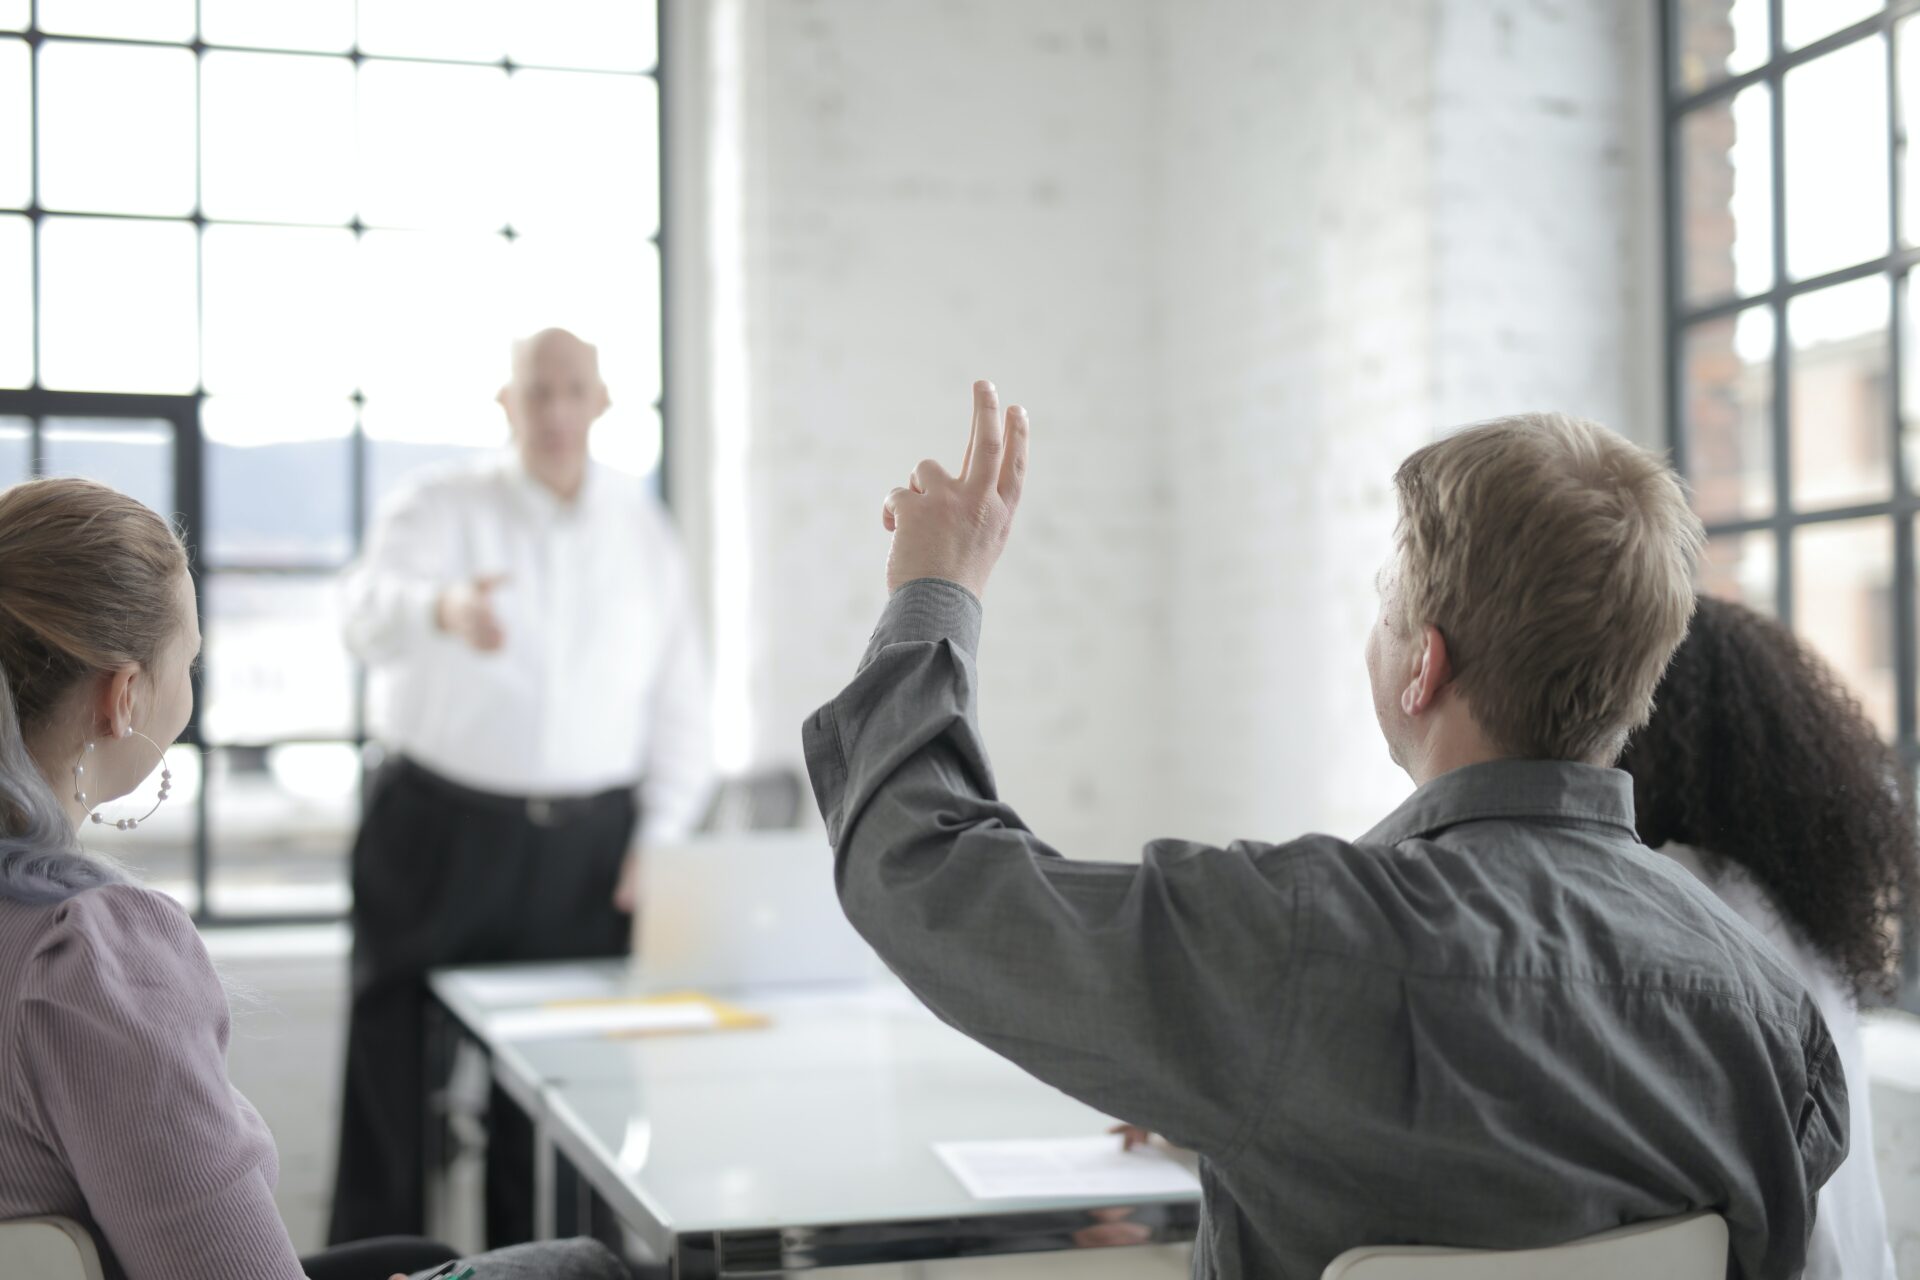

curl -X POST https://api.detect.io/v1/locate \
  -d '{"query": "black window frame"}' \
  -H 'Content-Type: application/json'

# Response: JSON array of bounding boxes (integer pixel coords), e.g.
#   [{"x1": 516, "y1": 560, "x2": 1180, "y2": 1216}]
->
[
  {"x1": 0, "y1": 0, "x2": 673, "y2": 927},
  {"x1": 1661, "y1": 0, "x2": 1920, "y2": 1003}
]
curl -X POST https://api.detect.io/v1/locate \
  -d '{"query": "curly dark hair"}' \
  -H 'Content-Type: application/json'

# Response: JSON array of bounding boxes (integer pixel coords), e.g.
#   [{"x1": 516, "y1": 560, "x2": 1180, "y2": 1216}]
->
[{"x1": 1618, "y1": 594, "x2": 1918, "y2": 999}]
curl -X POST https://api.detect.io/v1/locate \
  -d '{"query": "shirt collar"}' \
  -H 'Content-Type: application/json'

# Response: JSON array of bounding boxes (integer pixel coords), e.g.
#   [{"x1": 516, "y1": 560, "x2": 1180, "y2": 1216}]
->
[
  {"x1": 1359, "y1": 758, "x2": 1641, "y2": 847},
  {"x1": 501, "y1": 449, "x2": 596, "y2": 520}
]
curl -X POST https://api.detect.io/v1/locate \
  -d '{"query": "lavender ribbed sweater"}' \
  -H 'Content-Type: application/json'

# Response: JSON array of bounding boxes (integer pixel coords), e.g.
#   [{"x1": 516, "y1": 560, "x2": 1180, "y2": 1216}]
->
[{"x1": 0, "y1": 883, "x2": 305, "y2": 1280}]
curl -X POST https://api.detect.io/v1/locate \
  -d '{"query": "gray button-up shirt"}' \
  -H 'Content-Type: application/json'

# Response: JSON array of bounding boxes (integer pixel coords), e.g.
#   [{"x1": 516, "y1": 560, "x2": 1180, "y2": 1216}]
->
[{"x1": 803, "y1": 579, "x2": 1847, "y2": 1280}]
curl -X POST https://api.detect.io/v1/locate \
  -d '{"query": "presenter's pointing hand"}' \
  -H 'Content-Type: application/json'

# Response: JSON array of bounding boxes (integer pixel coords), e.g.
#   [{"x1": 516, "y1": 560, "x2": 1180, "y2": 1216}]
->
[
  {"x1": 881, "y1": 380, "x2": 1030, "y2": 598},
  {"x1": 436, "y1": 573, "x2": 508, "y2": 652}
]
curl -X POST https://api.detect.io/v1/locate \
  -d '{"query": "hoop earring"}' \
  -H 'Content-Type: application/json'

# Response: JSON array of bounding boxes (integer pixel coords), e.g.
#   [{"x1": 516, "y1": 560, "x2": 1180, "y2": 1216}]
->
[{"x1": 73, "y1": 729, "x2": 173, "y2": 831}]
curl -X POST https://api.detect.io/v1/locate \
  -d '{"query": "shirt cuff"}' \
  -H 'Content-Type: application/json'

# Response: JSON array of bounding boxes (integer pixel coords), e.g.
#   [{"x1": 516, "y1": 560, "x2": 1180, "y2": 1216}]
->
[{"x1": 863, "y1": 577, "x2": 983, "y2": 666}]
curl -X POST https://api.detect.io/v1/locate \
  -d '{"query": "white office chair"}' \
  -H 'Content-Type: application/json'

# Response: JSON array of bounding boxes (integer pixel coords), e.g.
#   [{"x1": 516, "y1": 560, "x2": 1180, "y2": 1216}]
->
[
  {"x1": 0, "y1": 1216, "x2": 107, "y2": 1280},
  {"x1": 1321, "y1": 1212, "x2": 1728, "y2": 1280}
]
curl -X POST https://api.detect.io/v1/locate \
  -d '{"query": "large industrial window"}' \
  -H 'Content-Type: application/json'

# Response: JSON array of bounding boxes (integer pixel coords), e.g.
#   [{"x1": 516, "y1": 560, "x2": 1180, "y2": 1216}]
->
[
  {"x1": 1664, "y1": 0, "x2": 1919, "y2": 995},
  {"x1": 0, "y1": 0, "x2": 665, "y2": 923}
]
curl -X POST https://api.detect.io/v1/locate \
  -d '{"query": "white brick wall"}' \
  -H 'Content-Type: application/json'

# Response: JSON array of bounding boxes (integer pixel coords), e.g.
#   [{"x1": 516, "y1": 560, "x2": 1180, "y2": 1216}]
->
[
  {"x1": 1430, "y1": 0, "x2": 1664, "y2": 439},
  {"x1": 734, "y1": 0, "x2": 1173, "y2": 857},
  {"x1": 1156, "y1": 0, "x2": 1662, "y2": 845},
  {"x1": 1157, "y1": 0, "x2": 1439, "y2": 845},
  {"x1": 713, "y1": 0, "x2": 1661, "y2": 848}
]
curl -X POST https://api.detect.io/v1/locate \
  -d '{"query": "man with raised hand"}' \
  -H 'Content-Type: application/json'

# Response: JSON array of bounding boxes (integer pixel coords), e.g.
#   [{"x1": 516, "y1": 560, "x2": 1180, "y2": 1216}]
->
[{"x1": 803, "y1": 384, "x2": 1845, "y2": 1279}]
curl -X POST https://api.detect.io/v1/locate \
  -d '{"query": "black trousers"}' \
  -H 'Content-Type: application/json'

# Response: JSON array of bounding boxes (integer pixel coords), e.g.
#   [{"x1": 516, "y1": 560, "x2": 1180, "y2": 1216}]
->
[{"x1": 328, "y1": 759, "x2": 637, "y2": 1249}]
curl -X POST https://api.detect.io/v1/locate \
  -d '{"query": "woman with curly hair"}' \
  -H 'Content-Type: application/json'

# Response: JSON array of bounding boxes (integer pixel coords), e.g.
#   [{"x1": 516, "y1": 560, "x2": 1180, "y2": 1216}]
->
[{"x1": 1620, "y1": 593, "x2": 1916, "y2": 1280}]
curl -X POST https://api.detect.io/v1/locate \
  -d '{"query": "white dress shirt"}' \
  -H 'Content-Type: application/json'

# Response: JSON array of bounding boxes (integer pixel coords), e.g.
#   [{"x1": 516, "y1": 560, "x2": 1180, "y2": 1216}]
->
[
  {"x1": 1663, "y1": 843, "x2": 1898, "y2": 1280},
  {"x1": 342, "y1": 452, "x2": 713, "y2": 843}
]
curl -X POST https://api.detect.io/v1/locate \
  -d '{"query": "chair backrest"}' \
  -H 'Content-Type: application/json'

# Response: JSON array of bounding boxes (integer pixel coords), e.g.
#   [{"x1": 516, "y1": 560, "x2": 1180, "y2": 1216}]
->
[
  {"x1": 1320, "y1": 1213, "x2": 1728, "y2": 1280},
  {"x1": 0, "y1": 1216, "x2": 107, "y2": 1280}
]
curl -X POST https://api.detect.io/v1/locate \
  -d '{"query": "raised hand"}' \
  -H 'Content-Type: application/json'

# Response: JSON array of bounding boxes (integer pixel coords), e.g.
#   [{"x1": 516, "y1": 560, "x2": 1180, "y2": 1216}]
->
[{"x1": 880, "y1": 381, "x2": 1030, "y2": 598}]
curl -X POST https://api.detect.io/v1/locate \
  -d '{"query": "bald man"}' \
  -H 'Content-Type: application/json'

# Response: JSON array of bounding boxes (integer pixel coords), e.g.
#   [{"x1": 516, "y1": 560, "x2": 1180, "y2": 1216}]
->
[{"x1": 331, "y1": 329, "x2": 713, "y2": 1246}]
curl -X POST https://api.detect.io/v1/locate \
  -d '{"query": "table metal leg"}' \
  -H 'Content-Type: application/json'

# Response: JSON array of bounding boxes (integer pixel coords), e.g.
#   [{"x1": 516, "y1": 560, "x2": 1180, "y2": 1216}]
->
[
  {"x1": 423, "y1": 993, "x2": 455, "y2": 1242},
  {"x1": 534, "y1": 1117, "x2": 558, "y2": 1241}
]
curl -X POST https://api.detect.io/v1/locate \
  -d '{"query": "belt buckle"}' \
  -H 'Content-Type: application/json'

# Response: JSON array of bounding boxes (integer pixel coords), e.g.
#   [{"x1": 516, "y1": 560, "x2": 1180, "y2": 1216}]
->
[{"x1": 527, "y1": 797, "x2": 555, "y2": 827}]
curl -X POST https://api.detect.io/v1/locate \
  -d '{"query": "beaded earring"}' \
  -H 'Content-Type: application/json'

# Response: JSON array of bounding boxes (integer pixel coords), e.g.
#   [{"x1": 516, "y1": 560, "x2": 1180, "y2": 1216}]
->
[{"x1": 73, "y1": 724, "x2": 172, "y2": 831}]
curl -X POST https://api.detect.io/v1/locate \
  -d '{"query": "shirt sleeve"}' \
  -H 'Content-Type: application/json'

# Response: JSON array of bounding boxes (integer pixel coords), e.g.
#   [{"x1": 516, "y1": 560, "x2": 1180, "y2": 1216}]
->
[
  {"x1": 14, "y1": 886, "x2": 304, "y2": 1280},
  {"x1": 801, "y1": 577, "x2": 1297, "y2": 1155},
  {"x1": 1796, "y1": 1012, "x2": 1849, "y2": 1204},
  {"x1": 637, "y1": 523, "x2": 716, "y2": 843},
  {"x1": 341, "y1": 480, "x2": 455, "y2": 665}
]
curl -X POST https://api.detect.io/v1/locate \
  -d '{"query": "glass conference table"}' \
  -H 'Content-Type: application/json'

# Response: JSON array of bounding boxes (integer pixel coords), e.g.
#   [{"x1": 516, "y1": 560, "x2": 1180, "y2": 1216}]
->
[{"x1": 425, "y1": 960, "x2": 1201, "y2": 1277}]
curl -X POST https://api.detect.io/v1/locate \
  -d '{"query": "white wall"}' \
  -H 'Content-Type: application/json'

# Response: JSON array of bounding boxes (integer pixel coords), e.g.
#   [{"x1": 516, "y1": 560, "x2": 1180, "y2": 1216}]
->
[
  {"x1": 1157, "y1": 0, "x2": 1439, "y2": 845},
  {"x1": 1429, "y1": 0, "x2": 1664, "y2": 439},
  {"x1": 1157, "y1": 0, "x2": 1663, "y2": 845},
  {"x1": 729, "y1": 0, "x2": 1174, "y2": 857},
  {"x1": 714, "y1": 0, "x2": 1663, "y2": 851}
]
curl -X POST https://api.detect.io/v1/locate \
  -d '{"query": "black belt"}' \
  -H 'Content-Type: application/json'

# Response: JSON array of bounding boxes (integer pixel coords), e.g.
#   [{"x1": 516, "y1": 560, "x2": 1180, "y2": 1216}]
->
[{"x1": 391, "y1": 757, "x2": 633, "y2": 829}]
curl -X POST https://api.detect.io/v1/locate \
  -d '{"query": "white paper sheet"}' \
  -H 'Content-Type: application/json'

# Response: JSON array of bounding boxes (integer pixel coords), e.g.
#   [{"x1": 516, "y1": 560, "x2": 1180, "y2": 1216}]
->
[
  {"x1": 932, "y1": 1136, "x2": 1201, "y2": 1200},
  {"x1": 486, "y1": 1000, "x2": 720, "y2": 1041}
]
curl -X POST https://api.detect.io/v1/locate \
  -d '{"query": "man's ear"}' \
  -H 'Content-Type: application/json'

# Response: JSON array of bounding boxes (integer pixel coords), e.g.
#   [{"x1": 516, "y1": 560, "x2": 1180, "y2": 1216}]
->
[{"x1": 1400, "y1": 624, "x2": 1454, "y2": 718}]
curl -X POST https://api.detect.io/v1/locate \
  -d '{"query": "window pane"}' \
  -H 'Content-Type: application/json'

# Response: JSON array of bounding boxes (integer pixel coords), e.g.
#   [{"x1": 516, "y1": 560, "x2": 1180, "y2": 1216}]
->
[
  {"x1": 41, "y1": 417, "x2": 173, "y2": 518},
  {"x1": 0, "y1": 214, "x2": 30, "y2": 389},
  {"x1": 206, "y1": 744, "x2": 356, "y2": 918},
  {"x1": 507, "y1": 237, "x2": 661, "y2": 408},
  {"x1": 202, "y1": 52, "x2": 355, "y2": 224},
  {"x1": 1785, "y1": 36, "x2": 1890, "y2": 281},
  {"x1": 203, "y1": 574, "x2": 355, "y2": 742},
  {"x1": 1898, "y1": 17, "x2": 1920, "y2": 246},
  {"x1": 1683, "y1": 307, "x2": 1775, "y2": 521},
  {"x1": 1902, "y1": 273, "x2": 1920, "y2": 489},
  {"x1": 200, "y1": 0, "x2": 354, "y2": 53},
  {"x1": 358, "y1": 231, "x2": 509, "y2": 403},
  {"x1": 508, "y1": 71, "x2": 659, "y2": 232},
  {"x1": 1792, "y1": 518, "x2": 1897, "y2": 738},
  {"x1": 203, "y1": 397, "x2": 354, "y2": 567},
  {"x1": 362, "y1": 398, "x2": 503, "y2": 517},
  {"x1": 509, "y1": 0, "x2": 656, "y2": 72},
  {"x1": 359, "y1": 61, "x2": 507, "y2": 230},
  {"x1": 39, "y1": 217, "x2": 197, "y2": 393},
  {"x1": 358, "y1": 0, "x2": 505, "y2": 62},
  {"x1": 37, "y1": 41, "x2": 196, "y2": 217},
  {"x1": 1673, "y1": 0, "x2": 1770, "y2": 94},
  {"x1": 0, "y1": 38, "x2": 27, "y2": 208},
  {"x1": 1700, "y1": 530, "x2": 1778, "y2": 617},
  {"x1": 0, "y1": 2, "x2": 23, "y2": 31},
  {"x1": 105, "y1": 744, "x2": 201, "y2": 912},
  {"x1": 1679, "y1": 84, "x2": 1773, "y2": 305},
  {"x1": 203, "y1": 225, "x2": 356, "y2": 395},
  {"x1": 1789, "y1": 277, "x2": 1890, "y2": 510},
  {"x1": 590, "y1": 406, "x2": 661, "y2": 484},
  {"x1": 1783, "y1": 0, "x2": 1883, "y2": 51},
  {"x1": 0, "y1": 417, "x2": 30, "y2": 487},
  {"x1": 38, "y1": 0, "x2": 193, "y2": 42}
]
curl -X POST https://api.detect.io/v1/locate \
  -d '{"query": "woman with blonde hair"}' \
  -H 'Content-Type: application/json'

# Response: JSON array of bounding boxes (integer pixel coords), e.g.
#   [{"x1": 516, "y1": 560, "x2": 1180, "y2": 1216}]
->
[{"x1": 0, "y1": 478, "x2": 619, "y2": 1280}]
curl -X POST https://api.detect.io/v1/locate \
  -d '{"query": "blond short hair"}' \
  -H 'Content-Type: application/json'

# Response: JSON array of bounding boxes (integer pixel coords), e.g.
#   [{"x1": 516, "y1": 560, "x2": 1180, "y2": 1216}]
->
[{"x1": 1393, "y1": 413, "x2": 1704, "y2": 763}]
